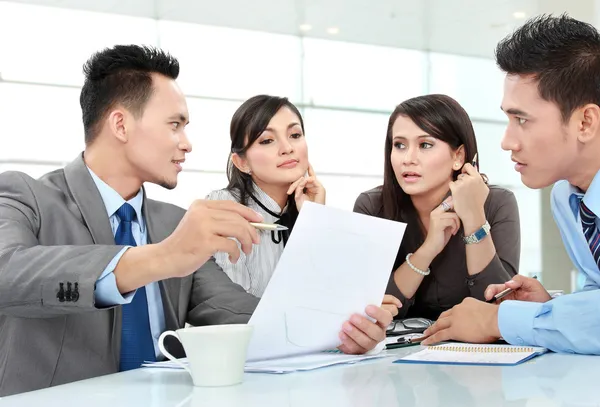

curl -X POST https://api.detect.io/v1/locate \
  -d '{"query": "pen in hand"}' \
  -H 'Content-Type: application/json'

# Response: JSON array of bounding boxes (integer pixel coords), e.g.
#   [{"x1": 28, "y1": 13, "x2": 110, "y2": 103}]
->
[
  {"x1": 486, "y1": 275, "x2": 538, "y2": 303},
  {"x1": 250, "y1": 222, "x2": 288, "y2": 231}
]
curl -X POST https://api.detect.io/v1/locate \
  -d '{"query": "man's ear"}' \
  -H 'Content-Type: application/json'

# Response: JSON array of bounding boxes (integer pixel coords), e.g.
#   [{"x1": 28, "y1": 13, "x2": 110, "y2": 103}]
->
[
  {"x1": 576, "y1": 104, "x2": 600, "y2": 144},
  {"x1": 107, "y1": 109, "x2": 128, "y2": 143}
]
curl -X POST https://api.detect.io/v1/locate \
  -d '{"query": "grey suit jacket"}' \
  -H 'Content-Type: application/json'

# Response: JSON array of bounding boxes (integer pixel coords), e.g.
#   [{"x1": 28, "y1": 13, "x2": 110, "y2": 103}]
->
[{"x1": 0, "y1": 155, "x2": 260, "y2": 397}]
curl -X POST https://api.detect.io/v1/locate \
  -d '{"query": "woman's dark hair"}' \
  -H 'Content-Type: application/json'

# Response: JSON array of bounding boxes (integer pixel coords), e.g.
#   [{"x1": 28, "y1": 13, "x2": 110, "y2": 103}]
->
[
  {"x1": 381, "y1": 94, "x2": 482, "y2": 223},
  {"x1": 227, "y1": 95, "x2": 305, "y2": 207}
]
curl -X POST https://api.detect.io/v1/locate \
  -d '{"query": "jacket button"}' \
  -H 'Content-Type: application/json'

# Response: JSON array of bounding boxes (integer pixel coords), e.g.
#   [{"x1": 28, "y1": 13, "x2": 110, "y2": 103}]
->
[
  {"x1": 65, "y1": 282, "x2": 72, "y2": 302},
  {"x1": 72, "y1": 283, "x2": 80, "y2": 302},
  {"x1": 57, "y1": 282, "x2": 65, "y2": 302}
]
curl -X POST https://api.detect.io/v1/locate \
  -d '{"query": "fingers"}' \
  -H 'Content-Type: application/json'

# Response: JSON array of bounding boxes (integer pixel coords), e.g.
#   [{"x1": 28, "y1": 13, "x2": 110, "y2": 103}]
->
[
  {"x1": 337, "y1": 332, "x2": 363, "y2": 355},
  {"x1": 213, "y1": 237, "x2": 242, "y2": 263},
  {"x1": 484, "y1": 283, "x2": 511, "y2": 300},
  {"x1": 437, "y1": 308, "x2": 452, "y2": 320},
  {"x1": 199, "y1": 200, "x2": 264, "y2": 223},
  {"x1": 423, "y1": 316, "x2": 450, "y2": 337},
  {"x1": 382, "y1": 294, "x2": 402, "y2": 308},
  {"x1": 421, "y1": 317, "x2": 452, "y2": 346},
  {"x1": 365, "y1": 304, "x2": 393, "y2": 330},
  {"x1": 433, "y1": 199, "x2": 452, "y2": 214},
  {"x1": 287, "y1": 177, "x2": 305, "y2": 195},
  {"x1": 308, "y1": 163, "x2": 316, "y2": 177},
  {"x1": 421, "y1": 328, "x2": 452, "y2": 346},
  {"x1": 290, "y1": 175, "x2": 323, "y2": 205},
  {"x1": 505, "y1": 276, "x2": 526, "y2": 289},
  {"x1": 382, "y1": 303, "x2": 399, "y2": 317},
  {"x1": 337, "y1": 306, "x2": 400, "y2": 354},
  {"x1": 294, "y1": 178, "x2": 310, "y2": 201},
  {"x1": 436, "y1": 214, "x2": 461, "y2": 235},
  {"x1": 461, "y1": 163, "x2": 478, "y2": 176},
  {"x1": 448, "y1": 212, "x2": 461, "y2": 235},
  {"x1": 218, "y1": 211, "x2": 261, "y2": 245},
  {"x1": 341, "y1": 314, "x2": 383, "y2": 352},
  {"x1": 509, "y1": 274, "x2": 531, "y2": 287},
  {"x1": 484, "y1": 276, "x2": 533, "y2": 302},
  {"x1": 442, "y1": 197, "x2": 454, "y2": 212},
  {"x1": 209, "y1": 217, "x2": 259, "y2": 254}
]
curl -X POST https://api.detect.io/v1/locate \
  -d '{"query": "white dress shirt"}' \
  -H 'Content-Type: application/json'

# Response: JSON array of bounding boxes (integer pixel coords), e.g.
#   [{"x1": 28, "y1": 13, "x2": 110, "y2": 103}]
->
[{"x1": 206, "y1": 185, "x2": 286, "y2": 297}]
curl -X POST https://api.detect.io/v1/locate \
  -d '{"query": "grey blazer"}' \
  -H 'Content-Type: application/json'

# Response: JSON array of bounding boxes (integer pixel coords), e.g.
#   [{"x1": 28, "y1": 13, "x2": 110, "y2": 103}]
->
[{"x1": 0, "y1": 155, "x2": 259, "y2": 396}]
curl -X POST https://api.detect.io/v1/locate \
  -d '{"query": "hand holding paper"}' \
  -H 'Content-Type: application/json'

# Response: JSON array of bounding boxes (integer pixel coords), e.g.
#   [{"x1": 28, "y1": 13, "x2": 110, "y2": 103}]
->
[
  {"x1": 247, "y1": 202, "x2": 407, "y2": 361},
  {"x1": 338, "y1": 305, "x2": 393, "y2": 354}
]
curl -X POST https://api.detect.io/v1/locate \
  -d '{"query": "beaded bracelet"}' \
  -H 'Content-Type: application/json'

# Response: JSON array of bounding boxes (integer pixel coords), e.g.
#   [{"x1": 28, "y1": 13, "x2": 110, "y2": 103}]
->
[{"x1": 406, "y1": 253, "x2": 431, "y2": 276}]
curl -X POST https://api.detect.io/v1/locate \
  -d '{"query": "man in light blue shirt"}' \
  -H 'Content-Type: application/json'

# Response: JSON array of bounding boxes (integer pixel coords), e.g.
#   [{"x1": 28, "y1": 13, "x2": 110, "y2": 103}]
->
[{"x1": 422, "y1": 15, "x2": 600, "y2": 354}]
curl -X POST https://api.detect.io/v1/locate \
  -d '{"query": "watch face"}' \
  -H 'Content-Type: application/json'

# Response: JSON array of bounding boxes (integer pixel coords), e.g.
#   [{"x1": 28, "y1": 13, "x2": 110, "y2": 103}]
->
[
  {"x1": 474, "y1": 228, "x2": 487, "y2": 240},
  {"x1": 464, "y1": 221, "x2": 490, "y2": 244}
]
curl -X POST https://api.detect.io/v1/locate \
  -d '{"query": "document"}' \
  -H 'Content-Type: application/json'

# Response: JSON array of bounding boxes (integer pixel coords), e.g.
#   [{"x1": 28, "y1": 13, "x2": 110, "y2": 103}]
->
[
  {"x1": 394, "y1": 343, "x2": 548, "y2": 366},
  {"x1": 246, "y1": 202, "x2": 407, "y2": 362},
  {"x1": 143, "y1": 202, "x2": 406, "y2": 374},
  {"x1": 143, "y1": 351, "x2": 388, "y2": 374}
]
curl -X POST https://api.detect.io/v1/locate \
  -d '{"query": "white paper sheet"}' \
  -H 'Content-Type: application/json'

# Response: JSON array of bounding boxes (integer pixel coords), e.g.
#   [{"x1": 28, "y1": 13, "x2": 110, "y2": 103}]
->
[
  {"x1": 246, "y1": 202, "x2": 407, "y2": 362},
  {"x1": 142, "y1": 352, "x2": 388, "y2": 374}
]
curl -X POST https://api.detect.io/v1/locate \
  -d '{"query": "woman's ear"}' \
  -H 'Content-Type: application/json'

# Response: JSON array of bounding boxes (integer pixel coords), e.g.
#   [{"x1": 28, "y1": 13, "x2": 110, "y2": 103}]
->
[
  {"x1": 231, "y1": 153, "x2": 251, "y2": 174},
  {"x1": 452, "y1": 145, "x2": 466, "y2": 170}
]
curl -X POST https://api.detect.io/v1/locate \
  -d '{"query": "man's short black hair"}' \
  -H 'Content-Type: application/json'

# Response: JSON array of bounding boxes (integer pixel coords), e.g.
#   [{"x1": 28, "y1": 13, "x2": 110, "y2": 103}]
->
[
  {"x1": 80, "y1": 44, "x2": 180, "y2": 144},
  {"x1": 495, "y1": 14, "x2": 600, "y2": 122}
]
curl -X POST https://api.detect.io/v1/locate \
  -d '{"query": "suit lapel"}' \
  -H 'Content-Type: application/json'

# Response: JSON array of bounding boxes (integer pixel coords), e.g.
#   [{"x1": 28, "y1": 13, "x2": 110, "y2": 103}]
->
[
  {"x1": 65, "y1": 154, "x2": 183, "y2": 327},
  {"x1": 143, "y1": 192, "x2": 183, "y2": 328},
  {"x1": 63, "y1": 154, "x2": 115, "y2": 245}
]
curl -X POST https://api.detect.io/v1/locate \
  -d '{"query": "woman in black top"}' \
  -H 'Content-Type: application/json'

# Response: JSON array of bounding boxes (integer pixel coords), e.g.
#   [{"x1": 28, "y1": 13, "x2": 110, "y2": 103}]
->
[{"x1": 354, "y1": 94, "x2": 520, "y2": 321}]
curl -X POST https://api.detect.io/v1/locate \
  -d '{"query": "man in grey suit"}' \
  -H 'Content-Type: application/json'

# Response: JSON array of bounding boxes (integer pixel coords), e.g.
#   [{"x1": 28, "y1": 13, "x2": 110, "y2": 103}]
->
[{"x1": 0, "y1": 45, "x2": 392, "y2": 397}]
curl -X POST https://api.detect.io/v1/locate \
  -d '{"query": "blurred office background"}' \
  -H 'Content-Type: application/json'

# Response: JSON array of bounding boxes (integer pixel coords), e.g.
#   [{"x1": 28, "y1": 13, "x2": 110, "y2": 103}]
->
[{"x1": 1, "y1": 0, "x2": 595, "y2": 292}]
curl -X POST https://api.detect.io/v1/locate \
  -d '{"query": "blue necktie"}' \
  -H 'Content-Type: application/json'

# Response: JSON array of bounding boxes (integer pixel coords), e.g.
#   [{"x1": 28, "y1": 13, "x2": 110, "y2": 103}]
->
[
  {"x1": 579, "y1": 198, "x2": 600, "y2": 268},
  {"x1": 114, "y1": 203, "x2": 156, "y2": 371}
]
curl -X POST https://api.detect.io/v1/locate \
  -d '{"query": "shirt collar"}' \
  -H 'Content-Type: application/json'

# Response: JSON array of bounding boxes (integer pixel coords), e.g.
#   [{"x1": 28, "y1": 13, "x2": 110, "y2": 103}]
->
[
  {"x1": 568, "y1": 169, "x2": 600, "y2": 218},
  {"x1": 87, "y1": 167, "x2": 145, "y2": 233},
  {"x1": 252, "y1": 182, "x2": 287, "y2": 214}
]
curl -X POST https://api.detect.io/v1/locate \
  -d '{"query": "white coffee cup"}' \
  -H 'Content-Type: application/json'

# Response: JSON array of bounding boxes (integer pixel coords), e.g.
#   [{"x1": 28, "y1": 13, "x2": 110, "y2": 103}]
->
[{"x1": 158, "y1": 324, "x2": 253, "y2": 387}]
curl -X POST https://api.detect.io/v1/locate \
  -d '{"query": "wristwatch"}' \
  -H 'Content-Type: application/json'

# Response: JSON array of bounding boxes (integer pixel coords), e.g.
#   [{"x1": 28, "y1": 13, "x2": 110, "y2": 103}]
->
[{"x1": 463, "y1": 221, "x2": 491, "y2": 244}]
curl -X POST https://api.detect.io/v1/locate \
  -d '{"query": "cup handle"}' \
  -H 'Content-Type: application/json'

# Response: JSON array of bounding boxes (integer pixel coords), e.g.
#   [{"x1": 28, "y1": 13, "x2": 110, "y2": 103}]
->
[{"x1": 158, "y1": 330, "x2": 192, "y2": 375}]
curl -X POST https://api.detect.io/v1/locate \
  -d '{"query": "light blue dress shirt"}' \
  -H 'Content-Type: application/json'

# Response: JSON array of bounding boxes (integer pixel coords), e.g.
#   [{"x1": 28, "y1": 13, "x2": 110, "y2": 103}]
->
[
  {"x1": 498, "y1": 171, "x2": 600, "y2": 354},
  {"x1": 89, "y1": 168, "x2": 166, "y2": 358}
]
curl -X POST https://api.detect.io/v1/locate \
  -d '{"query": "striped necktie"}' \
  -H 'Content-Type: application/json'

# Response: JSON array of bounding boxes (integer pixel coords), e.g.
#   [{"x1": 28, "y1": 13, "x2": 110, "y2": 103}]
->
[{"x1": 579, "y1": 198, "x2": 600, "y2": 268}]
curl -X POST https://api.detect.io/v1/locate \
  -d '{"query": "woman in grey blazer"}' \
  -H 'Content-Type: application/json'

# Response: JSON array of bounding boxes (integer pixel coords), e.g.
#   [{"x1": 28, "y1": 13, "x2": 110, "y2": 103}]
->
[{"x1": 354, "y1": 94, "x2": 520, "y2": 321}]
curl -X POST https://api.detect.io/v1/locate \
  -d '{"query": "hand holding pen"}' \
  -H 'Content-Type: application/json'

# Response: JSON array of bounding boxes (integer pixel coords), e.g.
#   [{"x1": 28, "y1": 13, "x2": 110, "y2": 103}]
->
[
  {"x1": 485, "y1": 274, "x2": 552, "y2": 304},
  {"x1": 449, "y1": 153, "x2": 489, "y2": 226}
]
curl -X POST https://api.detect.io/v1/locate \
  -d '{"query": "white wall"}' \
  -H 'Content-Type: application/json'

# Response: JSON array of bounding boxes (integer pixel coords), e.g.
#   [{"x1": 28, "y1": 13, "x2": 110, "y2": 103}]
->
[{"x1": 0, "y1": 2, "x2": 540, "y2": 277}]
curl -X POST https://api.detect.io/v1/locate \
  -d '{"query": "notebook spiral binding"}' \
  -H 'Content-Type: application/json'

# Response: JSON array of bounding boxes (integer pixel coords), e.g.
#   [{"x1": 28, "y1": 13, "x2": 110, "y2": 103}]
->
[{"x1": 428, "y1": 345, "x2": 536, "y2": 353}]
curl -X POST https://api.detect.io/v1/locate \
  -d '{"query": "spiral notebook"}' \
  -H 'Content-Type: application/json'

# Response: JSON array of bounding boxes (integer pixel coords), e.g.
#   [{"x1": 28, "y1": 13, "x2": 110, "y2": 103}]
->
[{"x1": 394, "y1": 343, "x2": 548, "y2": 366}]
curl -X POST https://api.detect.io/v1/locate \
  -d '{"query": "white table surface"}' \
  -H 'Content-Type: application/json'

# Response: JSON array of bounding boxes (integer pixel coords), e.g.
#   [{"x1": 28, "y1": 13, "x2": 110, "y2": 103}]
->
[{"x1": 1, "y1": 347, "x2": 598, "y2": 407}]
